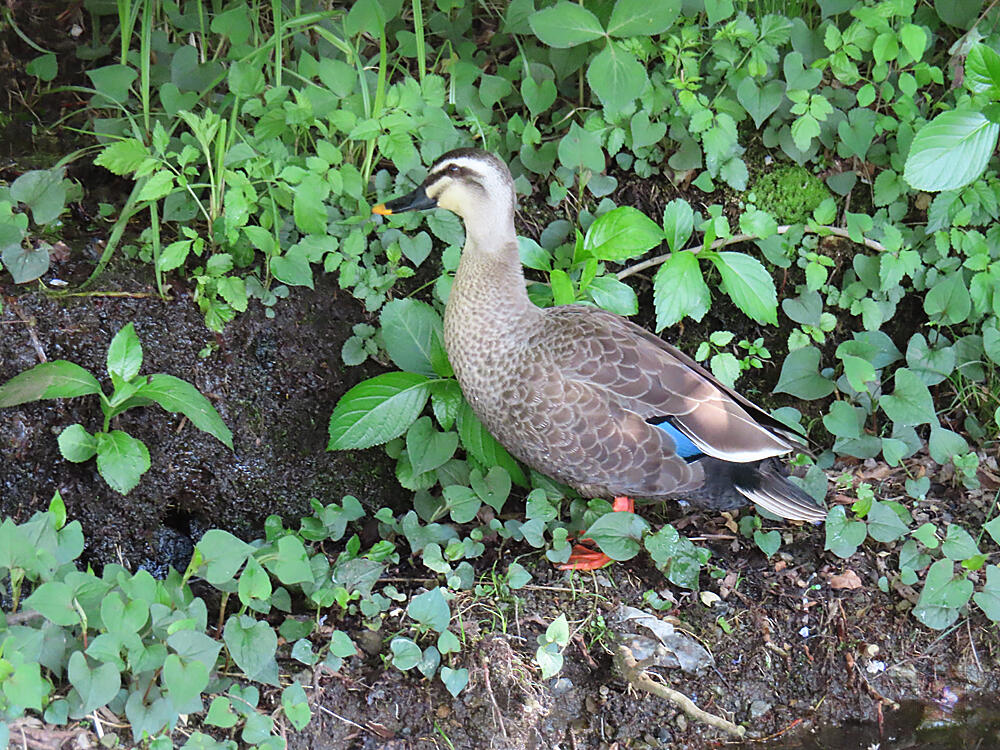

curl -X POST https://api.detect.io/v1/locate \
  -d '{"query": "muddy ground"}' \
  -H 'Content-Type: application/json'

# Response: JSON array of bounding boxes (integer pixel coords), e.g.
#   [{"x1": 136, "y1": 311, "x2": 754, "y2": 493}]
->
[{"x1": 2, "y1": 250, "x2": 999, "y2": 749}]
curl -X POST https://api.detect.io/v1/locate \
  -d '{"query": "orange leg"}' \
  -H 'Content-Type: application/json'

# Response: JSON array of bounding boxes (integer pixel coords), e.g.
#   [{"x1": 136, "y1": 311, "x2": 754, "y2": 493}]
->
[{"x1": 557, "y1": 496, "x2": 634, "y2": 571}]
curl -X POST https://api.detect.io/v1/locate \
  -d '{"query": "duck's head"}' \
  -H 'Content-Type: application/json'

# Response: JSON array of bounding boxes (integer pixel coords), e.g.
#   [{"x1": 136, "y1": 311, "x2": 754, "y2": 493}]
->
[{"x1": 372, "y1": 148, "x2": 515, "y2": 224}]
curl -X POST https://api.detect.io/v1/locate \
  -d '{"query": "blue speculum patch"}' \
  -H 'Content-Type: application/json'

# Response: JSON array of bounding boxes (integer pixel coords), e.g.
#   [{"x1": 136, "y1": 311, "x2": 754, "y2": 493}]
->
[{"x1": 650, "y1": 419, "x2": 703, "y2": 459}]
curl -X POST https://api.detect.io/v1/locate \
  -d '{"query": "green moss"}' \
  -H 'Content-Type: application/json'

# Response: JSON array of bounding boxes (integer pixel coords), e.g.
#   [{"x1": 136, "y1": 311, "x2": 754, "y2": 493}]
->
[{"x1": 750, "y1": 165, "x2": 831, "y2": 224}]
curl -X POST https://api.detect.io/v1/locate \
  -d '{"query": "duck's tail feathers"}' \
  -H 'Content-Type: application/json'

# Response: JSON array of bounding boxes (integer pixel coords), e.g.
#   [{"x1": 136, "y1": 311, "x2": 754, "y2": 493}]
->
[{"x1": 733, "y1": 460, "x2": 827, "y2": 523}]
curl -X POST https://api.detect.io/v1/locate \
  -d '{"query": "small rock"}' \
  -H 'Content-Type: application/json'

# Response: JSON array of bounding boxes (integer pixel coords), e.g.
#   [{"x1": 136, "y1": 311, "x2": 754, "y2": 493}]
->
[
  {"x1": 750, "y1": 700, "x2": 772, "y2": 719},
  {"x1": 676, "y1": 714, "x2": 688, "y2": 732},
  {"x1": 552, "y1": 677, "x2": 574, "y2": 695}
]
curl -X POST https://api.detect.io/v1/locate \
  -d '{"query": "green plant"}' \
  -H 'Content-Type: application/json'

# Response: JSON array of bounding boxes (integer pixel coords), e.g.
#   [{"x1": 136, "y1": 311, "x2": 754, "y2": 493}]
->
[
  {"x1": 750, "y1": 165, "x2": 832, "y2": 224},
  {"x1": 0, "y1": 323, "x2": 232, "y2": 494},
  {"x1": 0, "y1": 492, "x2": 374, "y2": 746},
  {"x1": 0, "y1": 167, "x2": 80, "y2": 284}
]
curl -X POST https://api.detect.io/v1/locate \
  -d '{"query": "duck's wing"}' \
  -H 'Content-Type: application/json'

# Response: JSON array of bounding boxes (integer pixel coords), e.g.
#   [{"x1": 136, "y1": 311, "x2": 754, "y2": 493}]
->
[{"x1": 535, "y1": 305, "x2": 803, "y2": 464}]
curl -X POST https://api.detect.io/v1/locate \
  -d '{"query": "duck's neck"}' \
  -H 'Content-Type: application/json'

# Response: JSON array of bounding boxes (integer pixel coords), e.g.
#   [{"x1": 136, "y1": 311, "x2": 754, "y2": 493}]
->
[{"x1": 444, "y1": 213, "x2": 538, "y2": 376}]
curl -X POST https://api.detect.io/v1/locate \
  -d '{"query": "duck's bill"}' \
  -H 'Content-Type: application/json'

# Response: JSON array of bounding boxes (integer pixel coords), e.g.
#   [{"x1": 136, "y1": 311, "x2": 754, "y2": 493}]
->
[{"x1": 372, "y1": 185, "x2": 437, "y2": 215}]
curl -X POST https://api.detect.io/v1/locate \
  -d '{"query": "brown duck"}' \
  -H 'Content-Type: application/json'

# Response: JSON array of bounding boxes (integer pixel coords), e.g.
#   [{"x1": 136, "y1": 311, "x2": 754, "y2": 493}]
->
[{"x1": 374, "y1": 149, "x2": 826, "y2": 569}]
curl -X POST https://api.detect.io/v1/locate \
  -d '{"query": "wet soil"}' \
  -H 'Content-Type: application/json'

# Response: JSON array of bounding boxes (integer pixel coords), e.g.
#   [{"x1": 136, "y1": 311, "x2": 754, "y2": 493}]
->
[{"x1": 3, "y1": 257, "x2": 999, "y2": 750}]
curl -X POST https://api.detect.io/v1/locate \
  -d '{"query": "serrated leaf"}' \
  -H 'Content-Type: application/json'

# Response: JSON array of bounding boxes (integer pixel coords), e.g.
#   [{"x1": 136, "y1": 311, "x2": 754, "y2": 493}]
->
[
  {"x1": 456, "y1": 400, "x2": 527, "y2": 486},
  {"x1": 653, "y1": 252, "x2": 710, "y2": 330},
  {"x1": 903, "y1": 109, "x2": 1000, "y2": 191},
  {"x1": 380, "y1": 298, "x2": 448, "y2": 377},
  {"x1": 709, "y1": 251, "x2": 777, "y2": 325},
  {"x1": 94, "y1": 138, "x2": 151, "y2": 176},
  {"x1": 95, "y1": 430, "x2": 151, "y2": 494},
  {"x1": 328, "y1": 373, "x2": 431, "y2": 450},
  {"x1": 58, "y1": 424, "x2": 98, "y2": 462}
]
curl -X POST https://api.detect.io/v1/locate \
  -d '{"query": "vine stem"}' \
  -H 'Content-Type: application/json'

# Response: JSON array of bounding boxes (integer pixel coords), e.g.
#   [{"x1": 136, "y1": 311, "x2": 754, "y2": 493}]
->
[{"x1": 616, "y1": 224, "x2": 889, "y2": 281}]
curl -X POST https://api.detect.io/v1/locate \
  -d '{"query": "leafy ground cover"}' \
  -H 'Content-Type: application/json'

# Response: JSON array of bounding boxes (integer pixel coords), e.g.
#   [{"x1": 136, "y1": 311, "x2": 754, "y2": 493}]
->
[{"x1": 1, "y1": 0, "x2": 1000, "y2": 747}]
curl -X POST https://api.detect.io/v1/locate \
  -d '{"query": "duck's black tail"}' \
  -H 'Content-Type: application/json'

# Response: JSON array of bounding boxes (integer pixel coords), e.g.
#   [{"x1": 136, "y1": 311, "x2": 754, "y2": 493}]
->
[{"x1": 690, "y1": 457, "x2": 827, "y2": 523}]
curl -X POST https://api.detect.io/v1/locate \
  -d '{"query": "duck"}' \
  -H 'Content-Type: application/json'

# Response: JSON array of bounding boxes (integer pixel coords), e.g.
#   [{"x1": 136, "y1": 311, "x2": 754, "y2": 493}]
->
[{"x1": 373, "y1": 148, "x2": 826, "y2": 569}]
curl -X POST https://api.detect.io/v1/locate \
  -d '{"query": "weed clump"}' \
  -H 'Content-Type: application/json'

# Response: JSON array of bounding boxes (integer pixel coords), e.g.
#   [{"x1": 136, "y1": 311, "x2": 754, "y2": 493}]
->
[{"x1": 750, "y1": 165, "x2": 831, "y2": 224}]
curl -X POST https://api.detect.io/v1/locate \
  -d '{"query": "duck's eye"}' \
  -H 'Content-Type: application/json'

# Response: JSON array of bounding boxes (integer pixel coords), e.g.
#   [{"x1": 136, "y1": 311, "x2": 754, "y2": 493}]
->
[{"x1": 447, "y1": 165, "x2": 460, "y2": 174}]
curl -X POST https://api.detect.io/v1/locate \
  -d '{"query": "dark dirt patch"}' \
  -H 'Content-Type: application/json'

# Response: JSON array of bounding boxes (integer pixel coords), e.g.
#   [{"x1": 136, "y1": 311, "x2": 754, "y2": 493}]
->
[{"x1": 0, "y1": 260, "x2": 400, "y2": 573}]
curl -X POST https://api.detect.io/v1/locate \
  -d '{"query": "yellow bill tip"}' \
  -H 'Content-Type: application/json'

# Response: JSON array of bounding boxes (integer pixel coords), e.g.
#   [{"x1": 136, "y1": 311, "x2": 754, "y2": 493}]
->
[{"x1": 372, "y1": 203, "x2": 392, "y2": 216}]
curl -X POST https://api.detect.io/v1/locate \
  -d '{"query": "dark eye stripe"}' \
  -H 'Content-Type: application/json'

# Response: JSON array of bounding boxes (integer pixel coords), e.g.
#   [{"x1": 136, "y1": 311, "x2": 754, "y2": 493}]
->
[{"x1": 427, "y1": 164, "x2": 486, "y2": 193}]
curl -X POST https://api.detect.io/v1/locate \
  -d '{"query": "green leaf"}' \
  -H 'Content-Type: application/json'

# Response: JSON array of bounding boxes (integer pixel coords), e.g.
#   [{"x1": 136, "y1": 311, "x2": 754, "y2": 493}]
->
[
  {"x1": 528, "y1": 2, "x2": 604, "y2": 48},
  {"x1": 966, "y1": 43, "x2": 1000, "y2": 94},
  {"x1": 3, "y1": 662, "x2": 49, "y2": 713},
  {"x1": 557, "y1": 122, "x2": 605, "y2": 173},
  {"x1": 587, "y1": 42, "x2": 647, "y2": 112},
  {"x1": 137, "y1": 170, "x2": 175, "y2": 202},
  {"x1": 408, "y1": 587, "x2": 451, "y2": 632},
  {"x1": 442, "y1": 485, "x2": 481, "y2": 523},
  {"x1": 94, "y1": 138, "x2": 150, "y2": 176},
  {"x1": 281, "y1": 682, "x2": 312, "y2": 731},
  {"x1": 106, "y1": 323, "x2": 143, "y2": 381},
  {"x1": 471, "y1": 466, "x2": 511, "y2": 513},
  {"x1": 662, "y1": 198, "x2": 694, "y2": 253},
  {"x1": 95, "y1": 430, "x2": 150, "y2": 494},
  {"x1": 406, "y1": 416, "x2": 458, "y2": 475},
  {"x1": 653, "y1": 251, "x2": 710, "y2": 329},
  {"x1": 913, "y1": 559, "x2": 973, "y2": 630},
  {"x1": 456, "y1": 400, "x2": 527, "y2": 486},
  {"x1": 774, "y1": 346, "x2": 834, "y2": 400},
  {"x1": 583, "y1": 512, "x2": 650, "y2": 561},
  {"x1": 138, "y1": 374, "x2": 233, "y2": 448},
  {"x1": 736, "y1": 78, "x2": 784, "y2": 128},
  {"x1": 58, "y1": 424, "x2": 98, "y2": 463},
  {"x1": 439, "y1": 666, "x2": 469, "y2": 696},
  {"x1": 928, "y1": 426, "x2": 969, "y2": 465},
  {"x1": 263, "y1": 535, "x2": 313, "y2": 585},
  {"x1": 941, "y1": 524, "x2": 980, "y2": 561},
  {"x1": 903, "y1": 109, "x2": 1000, "y2": 191},
  {"x1": 606, "y1": 0, "x2": 680, "y2": 36},
  {"x1": 271, "y1": 248, "x2": 314, "y2": 289},
  {"x1": 754, "y1": 530, "x2": 780, "y2": 557},
  {"x1": 0, "y1": 360, "x2": 103, "y2": 406},
  {"x1": 583, "y1": 206, "x2": 662, "y2": 261},
  {"x1": 985, "y1": 516, "x2": 1000, "y2": 546},
  {"x1": 67, "y1": 652, "x2": 120, "y2": 715},
  {"x1": 10, "y1": 168, "x2": 67, "y2": 224},
  {"x1": 162, "y1": 654, "x2": 210, "y2": 710},
  {"x1": 880, "y1": 368, "x2": 935, "y2": 427},
  {"x1": 586, "y1": 275, "x2": 638, "y2": 315},
  {"x1": 222, "y1": 614, "x2": 279, "y2": 685},
  {"x1": 866, "y1": 500, "x2": 908, "y2": 543},
  {"x1": 390, "y1": 637, "x2": 422, "y2": 670},
  {"x1": 973, "y1": 565, "x2": 1000, "y2": 622},
  {"x1": 709, "y1": 251, "x2": 777, "y2": 325},
  {"x1": 824, "y1": 506, "x2": 866, "y2": 559},
  {"x1": 507, "y1": 561, "x2": 532, "y2": 589},
  {"x1": 23, "y1": 581, "x2": 80, "y2": 625},
  {"x1": 923, "y1": 272, "x2": 970, "y2": 324},
  {"x1": 2, "y1": 242, "x2": 50, "y2": 283},
  {"x1": 899, "y1": 24, "x2": 926, "y2": 62},
  {"x1": 327, "y1": 372, "x2": 431, "y2": 451},
  {"x1": 380, "y1": 298, "x2": 448, "y2": 377},
  {"x1": 196, "y1": 529, "x2": 255, "y2": 585}
]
